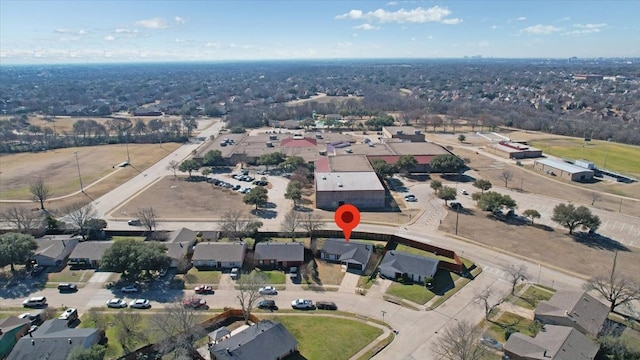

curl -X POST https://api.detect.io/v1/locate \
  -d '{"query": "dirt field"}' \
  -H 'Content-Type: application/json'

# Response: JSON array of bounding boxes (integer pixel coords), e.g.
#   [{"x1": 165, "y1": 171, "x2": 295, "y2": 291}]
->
[
  {"x1": 439, "y1": 206, "x2": 640, "y2": 279},
  {"x1": 0, "y1": 143, "x2": 180, "y2": 209},
  {"x1": 110, "y1": 176, "x2": 254, "y2": 220}
]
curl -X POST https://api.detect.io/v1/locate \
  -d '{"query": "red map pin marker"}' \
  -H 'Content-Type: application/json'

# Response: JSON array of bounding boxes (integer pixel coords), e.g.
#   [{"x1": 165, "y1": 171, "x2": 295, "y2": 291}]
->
[{"x1": 335, "y1": 204, "x2": 360, "y2": 243}]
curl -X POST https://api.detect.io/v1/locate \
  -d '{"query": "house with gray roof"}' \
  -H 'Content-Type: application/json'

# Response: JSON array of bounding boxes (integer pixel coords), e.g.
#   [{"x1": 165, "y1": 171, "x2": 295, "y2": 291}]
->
[
  {"x1": 8, "y1": 319, "x2": 101, "y2": 360},
  {"x1": 503, "y1": 325, "x2": 599, "y2": 360},
  {"x1": 68, "y1": 241, "x2": 114, "y2": 268},
  {"x1": 254, "y1": 243, "x2": 304, "y2": 269},
  {"x1": 534, "y1": 290, "x2": 609, "y2": 337},
  {"x1": 320, "y1": 238, "x2": 373, "y2": 273},
  {"x1": 209, "y1": 320, "x2": 298, "y2": 360},
  {"x1": 192, "y1": 242, "x2": 246, "y2": 269},
  {"x1": 167, "y1": 227, "x2": 198, "y2": 244},
  {"x1": 164, "y1": 228, "x2": 198, "y2": 271},
  {"x1": 378, "y1": 250, "x2": 439, "y2": 283},
  {"x1": 32, "y1": 235, "x2": 81, "y2": 267}
]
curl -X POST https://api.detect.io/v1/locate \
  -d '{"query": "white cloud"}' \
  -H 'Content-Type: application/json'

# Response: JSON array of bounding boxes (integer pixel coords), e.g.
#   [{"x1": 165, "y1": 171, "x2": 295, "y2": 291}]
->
[
  {"x1": 441, "y1": 18, "x2": 462, "y2": 25},
  {"x1": 558, "y1": 17, "x2": 571, "y2": 22},
  {"x1": 77, "y1": 29, "x2": 88, "y2": 35},
  {"x1": 104, "y1": 35, "x2": 115, "y2": 41},
  {"x1": 354, "y1": 23, "x2": 380, "y2": 30},
  {"x1": 574, "y1": 23, "x2": 606, "y2": 29},
  {"x1": 175, "y1": 16, "x2": 186, "y2": 25},
  {"x1": 135, "y1": 18, "x2": 169, "y2": 29},
  {"x1": 491, "y1": 25, "x2": 498, "y2": 29},
  {"x1": 54, "y1": 28, "x2": 69, "y2": 34},
  {"x1": 205, "y1": 42, "x2": 221, "y2": 48},
  {"x1": 517, "y1": 17, "x2": 527, "y2": 21},
  {"x1": 386, "y1": 1, "x2": 398, "y2": 5},
  {"x1": 521, "y1": 24, "x2": 562, "y2": 35},
  {"x1": 175, "y1": 38, "x2": 186, "y2": 43},
  {"x1": 115, "y1": 28, "x2": 137, "y2": 34},
  {"x1": 335, "y1": 6, "x2": 460, "y2": 24}
]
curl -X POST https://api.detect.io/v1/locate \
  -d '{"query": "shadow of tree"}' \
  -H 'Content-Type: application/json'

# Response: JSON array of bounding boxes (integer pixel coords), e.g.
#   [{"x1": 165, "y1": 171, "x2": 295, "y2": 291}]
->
[
  {"x1": 251, "y1": 209, "x2": 277, "y2": 219},
  {"x1": 572, "y1": 232, "x2": 630, "y2": 252}
]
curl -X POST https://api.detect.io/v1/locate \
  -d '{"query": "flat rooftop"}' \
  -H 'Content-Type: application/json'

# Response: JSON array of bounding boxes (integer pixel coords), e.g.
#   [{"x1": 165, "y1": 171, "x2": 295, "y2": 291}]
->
[
  {"x1": 316, "y1": 171, "x2": 384, "y2": 192},
  {"x1": 386, "y1": 141, "x2": 449, "y2": 156},
  {"x1": 536, "y1": 158, "x2": 595, "y2": 174},
  {"x1": 315, "y1": 155, "x2": 373, "y2": 172},
  {"x1": 488, "y1": 142, "x2": 540, "y2": 153}
]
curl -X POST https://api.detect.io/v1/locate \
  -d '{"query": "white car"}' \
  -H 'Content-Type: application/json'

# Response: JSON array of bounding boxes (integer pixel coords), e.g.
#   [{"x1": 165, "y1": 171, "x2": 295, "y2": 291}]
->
[
  {"x1": 121, "y1": 285, "x2": 139, "y2": 293},
  {"x1": 106, "y1": 298, "x2": 128, "y2": 308},
  {"x1": 291, "y1": 299, "x2": 315, "y2": 310},
  {"x1": 259, "y1": 286, "x2": 278, "y2": 295},
  {"x1": 129, "y1": 299, "x2": 151, "y2": 309},
  {"x1": 459, "y1": 189, "x2": 468, "y2": 195},
  {"x1": 404, "y1": 194, "x2": 417, "y2": 202}
]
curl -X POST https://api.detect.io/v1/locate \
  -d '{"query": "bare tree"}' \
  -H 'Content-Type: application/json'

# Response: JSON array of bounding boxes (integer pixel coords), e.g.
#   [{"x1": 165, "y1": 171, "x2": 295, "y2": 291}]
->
[
  {"x1": 218, "y1": 210, "x2": 263, "y2": 242},
  {"x1": 136, "y1": 207, "x2": 157, "y2": 233},
  {"x1": 0, "y1": 206, "x2": 44, "y2": 234},
  {"x1": 62, "y1": 201, "x2": 97, "y2": 239},
  {"x1": 591, "y1": 192, "x2": 602, "y2": 206},
  {"x1": 432, "y1": 320, "x2": 488, "y2": 360},
  {"x1": 585, "y1": 251, "x2": 640, "y2": 312},
  {"x1": 281, "y1": 210, "x2": 301, "y2": 241},
  {"x1": 237, "y1": 272, "x2": 267, "y2": 324},
  {"x1": 474, "y1": 287, "x2": 506, "y2": 321},
  {"x1": 29, "y1": 178, "x2": 51, "y2": 210},
  {"x1": 505, "y1": 264, "x2": 528, "y2": 295},
  {"x1": 150, "y1": 301, "x2": 206, "y2": 359},
  {"x1": 499, "y1": 170, "x2": 514, "y2": 188},
  {"x1": 166, "y1": 160, "x2": 180, "y2": 178},
  {"x1": 300, "y1": 211, "x2": 325, "y2": 254},
  {"x1": 113, "y1": 312, "x2": 147, "y2": 353}
]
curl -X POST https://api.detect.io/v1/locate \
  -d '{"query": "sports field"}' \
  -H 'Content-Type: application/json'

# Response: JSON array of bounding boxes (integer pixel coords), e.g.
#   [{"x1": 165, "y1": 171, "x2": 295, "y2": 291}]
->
[{"x1": 529, "y1": 138, "x2": 640, "y2": 177}]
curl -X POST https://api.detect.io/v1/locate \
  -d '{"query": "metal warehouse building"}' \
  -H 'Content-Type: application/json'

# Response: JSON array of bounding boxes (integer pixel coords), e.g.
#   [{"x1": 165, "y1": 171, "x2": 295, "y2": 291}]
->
[{"x1": 534, "y1": 158, "x2": 594, "y2": 182}]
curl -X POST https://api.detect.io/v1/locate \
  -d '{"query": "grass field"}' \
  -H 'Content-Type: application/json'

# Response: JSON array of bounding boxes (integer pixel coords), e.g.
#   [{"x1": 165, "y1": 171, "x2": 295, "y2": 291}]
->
[
  {"x1": 47, "y1": 268, "x2": 95, "y2": 283},
  {"x1": 386, "y1": 282, "x2": 433, "y2": 304},
  {"x1": 486, "y1": 312, "x2": 540, "y2": 342},
  {"x1": 180, "y1": 268, "x2": 221, "y2": 285},
  {"x1": 529, "y1": 138, "x2": 640, "y2": 176},
  {"x1": 512, "y1": 285, "x2": 555, "y2": 310},
  {"x1": 267, "y1": 315, "x2": 382, "y2": 360},
  {"x1": 254, "y1": 270, "x2": 286, "y2": 284}
]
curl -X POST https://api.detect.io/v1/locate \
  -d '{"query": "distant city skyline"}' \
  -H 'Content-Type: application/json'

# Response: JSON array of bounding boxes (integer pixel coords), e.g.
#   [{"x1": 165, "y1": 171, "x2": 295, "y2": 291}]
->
[{"x1": 1, "y1": 0, "x2": 639, "y2": 65}]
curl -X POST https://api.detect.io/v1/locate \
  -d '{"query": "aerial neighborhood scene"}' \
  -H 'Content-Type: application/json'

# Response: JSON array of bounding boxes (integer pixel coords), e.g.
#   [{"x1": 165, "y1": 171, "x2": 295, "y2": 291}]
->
[{"x1": 1, "y1": 1, "x2": 640, "y2": 360}]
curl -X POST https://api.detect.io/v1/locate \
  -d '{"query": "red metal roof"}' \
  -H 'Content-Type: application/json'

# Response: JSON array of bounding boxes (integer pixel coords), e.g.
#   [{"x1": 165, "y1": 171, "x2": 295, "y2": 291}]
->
[{"x1": 315, "y1": 157, "x2": 330, "y2": 172}]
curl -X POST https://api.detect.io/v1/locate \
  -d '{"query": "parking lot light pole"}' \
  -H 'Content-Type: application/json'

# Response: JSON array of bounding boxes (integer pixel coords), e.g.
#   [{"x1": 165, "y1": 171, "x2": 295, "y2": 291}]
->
[{"x1": 73, "y1": 151, "x2": 84, "y2": 193}]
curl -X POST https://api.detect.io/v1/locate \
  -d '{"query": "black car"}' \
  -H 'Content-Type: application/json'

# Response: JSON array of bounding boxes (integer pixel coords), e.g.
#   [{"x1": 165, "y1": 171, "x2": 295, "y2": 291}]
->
[
  {"x1": 316, "y1": 301, "x2": 337, "y2": 310},
  {"x1": 57, "y1": 283, "x2": 78, "y2": 293},
  {"x1": 30, "y1": 265, "x2": 46, "y2": 276},
  {"x1": 257, "y1": 299, "x2": 278, "y2": 310}
]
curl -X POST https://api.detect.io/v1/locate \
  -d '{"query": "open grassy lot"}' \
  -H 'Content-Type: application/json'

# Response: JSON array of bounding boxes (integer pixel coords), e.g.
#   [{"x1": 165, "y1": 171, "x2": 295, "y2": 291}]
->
[
  {"x1": 386, "y1": 282, "x2": 433, "y2": 305},
  {"x1": 254, "y1": 269, "x2": 286, "y2": 284},
  {"x1": 47, "y1": 267, "x2": 95, "y2": 283},
  {"x1": 486, "y1": 312, "x2": 541, "y2": 342},
  {"x1": 512, "y1": 285, "x2": 555, "y2": 310},
  {"x1": 529, "y1": 138, "x2": 640, "y2": 177},
  {"x1": 266, "y1": 315, "x2": 382, "y2": 360},
  {"x1": 111, "y1": 176, "x2": 254, "y2": 219},
  {"x1": 179, "y1": 267, "x2": 221, "y2": 285},
  {"x1": 0, "y1": 143, "x2": 180, "y2": 203},
  {"x1": 385, "y1": 268, "x2": 463, "y2": 305}
]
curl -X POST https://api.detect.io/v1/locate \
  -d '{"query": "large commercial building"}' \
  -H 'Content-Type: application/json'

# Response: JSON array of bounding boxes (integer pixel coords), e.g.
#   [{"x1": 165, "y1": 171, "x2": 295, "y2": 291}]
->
[
  {"x1": 534, "y1": 158, "x2": 594, "y2": 182},
  {"x1": 485, "y1": 141, "x2": 543, "y2": 159}
]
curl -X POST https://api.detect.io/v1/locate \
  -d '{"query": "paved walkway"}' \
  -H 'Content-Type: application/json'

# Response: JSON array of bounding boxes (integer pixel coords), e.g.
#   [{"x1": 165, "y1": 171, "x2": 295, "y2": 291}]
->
[
  {"x1": 338, "y1": 271, "x2": 360, "y2": 294},
  {"x1": 366, "y1": 277, "x2": 393, "y2": 299}
]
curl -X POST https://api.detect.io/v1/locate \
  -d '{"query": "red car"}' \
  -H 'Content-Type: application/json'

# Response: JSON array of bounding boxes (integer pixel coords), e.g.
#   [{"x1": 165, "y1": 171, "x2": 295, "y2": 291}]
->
[
  {"x1": 183, "y1": 297, "x2": 209, "y2": 310},
  {"x1": 194, "y1": 285, "x2": 214, "y2": 294}
]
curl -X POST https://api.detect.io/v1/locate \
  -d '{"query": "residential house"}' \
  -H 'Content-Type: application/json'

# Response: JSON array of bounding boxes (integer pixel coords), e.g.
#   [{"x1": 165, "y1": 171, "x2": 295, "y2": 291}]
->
[
  {"x1": 0, "y1": 316, "x2": 30, "y2": 359},
  {"x1": 209, "y1": 320, "x2": 298, "y2": 360},
  {"x1": 32, "y1": 235, "x2": 81, "y2": 267},
  {"x1": 68, "y1": 241, "x2": 114, "y2": 268},
  {"x1": 164, "y1": 228, "x2": 198, "y2": 271},
  {"x1": 320, "y1": 238, "x2": 373, "y2": 273},
  {"x1": 8, "y1": 319, "x2": 102, "y2": 360},
  {"x1": 535, "y1": 290, "x2": 609, "y2": 337},
  {"x1": 254, "y1": 243, "x2": 304, "y2": 269},
  {"x1": 192, "y1": 242, "x2": 246, "y2": 269},
  {"x1": 503, "y1": 325, "x2": 600, "y2": 360},
  {"x1": 378, "y1": 250, "x2": 439, "y2": 283}
]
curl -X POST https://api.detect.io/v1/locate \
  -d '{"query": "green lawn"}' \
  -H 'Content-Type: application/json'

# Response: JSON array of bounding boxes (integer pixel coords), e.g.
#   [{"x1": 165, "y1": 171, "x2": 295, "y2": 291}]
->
[
  {"x1": 267, "y1": 316, "x2": 382, "y2": 360},
  {"x1": 253, "y1": 270, "x2": 286, "y2": 284},
  {"x1": 357, "y1": 275, "x2": 376, "y2": 290},
  {"x1": 486, "y1": 312, "x2": 541, "y2": 342},
  {"x1": 386, "y1": 282, "x2": 433, "y2": 305},
  {"x1": 181, "y1": 268, "x2": 221, "y2": 285},
  {"x1": 110, "y1": 236, "x2": 146, "y2": 242},
  {"x1": 512, "y1": 285, "x2": 555, "y2": 310},
  {"x1": 530, "y1": 138, "x2": 640, "y2": 176},
  {"x1": 47, "y1": 268, "x2": 95, "y2": 283}
]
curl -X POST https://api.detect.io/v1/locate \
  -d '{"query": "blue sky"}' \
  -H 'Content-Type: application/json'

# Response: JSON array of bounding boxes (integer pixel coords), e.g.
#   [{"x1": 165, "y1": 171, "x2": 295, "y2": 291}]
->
[{"x1": 1, "y1": 0, "x2": 639, "y2": 64}]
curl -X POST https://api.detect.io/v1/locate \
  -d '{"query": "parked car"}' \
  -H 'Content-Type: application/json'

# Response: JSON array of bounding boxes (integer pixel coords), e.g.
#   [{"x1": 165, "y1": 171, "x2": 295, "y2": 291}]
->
[
  {"x1": 30, "y1": 265, "x2": 46, "y2": 276},
  {"x1": 183, "y1": 297, "x2": 209, "y2": 310},
  {"x1": 127, "y1": 219, "x2": 141, "y2": 226},
  {"x1": 18, "y1": 312, "x2": 42, "y2": 325},
  {"x1": 316, "y1": 301, "x2": 338, "y2": 310},
  {"x1": 480, "y1": 337, "x2": 503, "y2": 350},
  {"x1": 194, "y1": 285, "x2": 214, "y2": 294},
  {"x1": 23, "y1": 297, "x2": 47, "y2": 308},
  {"x1": 106, "y1": 298, "x2": 128, "y2": 308},
  {"x1": 232, "y1": 185, "x2": 241, "y2": 191},
  {"x1": 291, "y1": 299, "x2": 315, "y2": 310},
  {"x1": 257, "y1": 299, "x2": 278, "y2": 310},
  {"x1": 121, "y1": 285, "x2": 139, "y2": 293},
  {"x1": 230, "y1": 268, "x2": 239, "y2": 280},
  {"x1": 259, "y1": 286, "x2": 278, "y2": 295},
  {"x1": 253, "y1": 180, "x2": 268, "y2": 186},
  {"x1": 58, "y1": 308, "x2": 78, "y2": 322},
  {"x1": 404, "y1": 194, "x2": 417, "y2": 202},
  {"x1": 449, "y1": 202, "x2": 463, "y2": 210},
  {"x1": 459, "y1": 189, "x2": 468, "y2": 195},
  {"x1": 129, "y1": 299, "x2": 151, "y2": 309},
  {"x1": 57, "y1": 283, "x2": 78, "y2": 293}
]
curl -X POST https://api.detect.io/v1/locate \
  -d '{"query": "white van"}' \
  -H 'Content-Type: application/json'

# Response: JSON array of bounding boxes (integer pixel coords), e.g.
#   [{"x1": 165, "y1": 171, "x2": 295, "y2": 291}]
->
[{"x1": 23, "y1": 296, "x2": 47, "y2": 308}]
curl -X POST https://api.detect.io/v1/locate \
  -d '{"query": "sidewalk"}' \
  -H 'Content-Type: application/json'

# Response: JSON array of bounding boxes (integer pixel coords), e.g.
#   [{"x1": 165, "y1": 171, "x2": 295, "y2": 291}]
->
[{"x1": 338, "y1": 271, "x2": 360, "y2": 294}]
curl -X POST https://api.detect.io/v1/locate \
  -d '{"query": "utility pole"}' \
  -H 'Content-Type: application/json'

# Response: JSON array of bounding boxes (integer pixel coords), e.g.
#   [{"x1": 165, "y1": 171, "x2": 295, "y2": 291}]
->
[
  {"x1": 381, "y1": 310, "x2": 387, "y2": 325},
  {"x1": 73, "y1": 151, "x2": 84, "y2": 192},
  {"x1": 455, "y1": 207, "x2": 460, "y2": 235}
]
